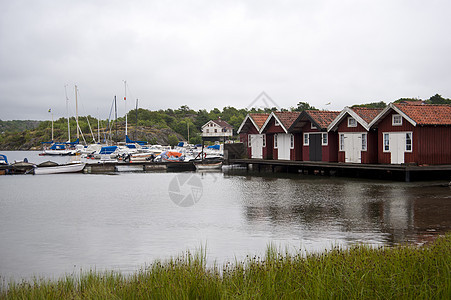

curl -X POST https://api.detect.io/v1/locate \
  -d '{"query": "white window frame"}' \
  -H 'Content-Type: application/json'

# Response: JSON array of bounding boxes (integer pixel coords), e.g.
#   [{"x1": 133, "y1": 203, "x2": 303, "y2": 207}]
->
[
  {"x1": 321, "y1": 133, "x2": 328, "y2": 146},
  {"x1": 274, "y1": 134, "x2": 278, "y2": 149},
  {"x1": 392, "y1": 114, "x2": 402, "y2": 126},
  {"x1": 361, "y1": 133, "x2": 367, "y2": 151},
  {"x1": 383, "y1": 133, "x2": 390, "y2": 152},
  {"x1": 405, "y1": 132, "x2": 413, "y2": 152},
  {"x1": 290, "y1": 134, "x2": 294, "y2": 149},
  {"x1": 339, "y1": 133, "x2": 344, "y2": 151},
  {"x1": 311, "y1": 123, "x2": 317, "y2": 129},
  {"x1": 348, "y1": 117, "x2": 357, "y2": 127},
  {"x1": 303, "y1": 133, "x2": 309, "y2": 146},
  {"x1": 275, "y1": 119, "x2": 280, "y2": 126},
  {"x1": 262, "y1": 134, "x2": 266, "y2": 147}
]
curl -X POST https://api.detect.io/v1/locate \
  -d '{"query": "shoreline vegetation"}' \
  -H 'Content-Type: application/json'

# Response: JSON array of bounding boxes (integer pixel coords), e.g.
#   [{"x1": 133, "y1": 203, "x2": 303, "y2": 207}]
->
[{"x1": 1, "y1": 234, "x2": 450, "y2": 299}]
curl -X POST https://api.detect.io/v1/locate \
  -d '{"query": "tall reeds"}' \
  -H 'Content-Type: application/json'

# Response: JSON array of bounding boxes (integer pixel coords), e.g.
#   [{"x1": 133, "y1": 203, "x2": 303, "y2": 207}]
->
[{"x1": 1, "y1": 234, "x2": 450, "y2": 299}]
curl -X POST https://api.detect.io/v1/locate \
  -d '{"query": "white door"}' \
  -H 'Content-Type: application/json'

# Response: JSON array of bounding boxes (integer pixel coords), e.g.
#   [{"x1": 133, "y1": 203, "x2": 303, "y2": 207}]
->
[
  {"x1": 389, "y1": 133, "x2": 405, "y2": 164},
  {"x1": 343, "y1": 133, "x2": 362, "y2": 163},
  {"x1": 249, "y1": 134, "x2": 264, "y2": 159},
  {"x1": 277, "y1": 134, "x2": 291, "y2": 160}
]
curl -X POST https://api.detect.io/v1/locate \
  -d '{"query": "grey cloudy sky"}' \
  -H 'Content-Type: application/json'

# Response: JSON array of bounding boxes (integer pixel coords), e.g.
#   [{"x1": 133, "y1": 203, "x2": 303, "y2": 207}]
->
[{"x1": 1, "y1": 0, "x2": 450, "y2": 120}]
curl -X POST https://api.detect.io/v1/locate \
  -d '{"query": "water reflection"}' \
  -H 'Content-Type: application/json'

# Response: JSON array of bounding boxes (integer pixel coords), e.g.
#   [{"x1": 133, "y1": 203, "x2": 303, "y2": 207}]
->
[{"x1": 229, "y1": 170, "x2": 451, "y2": 246}]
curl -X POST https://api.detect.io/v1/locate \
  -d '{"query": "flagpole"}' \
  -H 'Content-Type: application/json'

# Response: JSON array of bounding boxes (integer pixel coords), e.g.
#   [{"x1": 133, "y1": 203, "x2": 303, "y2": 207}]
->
[{"x1": 49, "y1": 109, "x2": 54, "y2": 142}]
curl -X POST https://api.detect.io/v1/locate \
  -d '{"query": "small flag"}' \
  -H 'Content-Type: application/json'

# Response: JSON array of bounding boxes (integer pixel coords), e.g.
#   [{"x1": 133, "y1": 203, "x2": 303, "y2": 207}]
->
[
  {"x1": 124, "y1": 97, "x2": 126, "y2": 101},
  {"x1": 48, "y1": 109, "x2": 51, "y2": 113}
]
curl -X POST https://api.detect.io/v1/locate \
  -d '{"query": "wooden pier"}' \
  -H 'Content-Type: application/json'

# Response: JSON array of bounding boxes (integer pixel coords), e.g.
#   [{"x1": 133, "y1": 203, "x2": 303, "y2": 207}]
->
[
  {"x1": 229, "y1": 159, "x2": 451, "y2": 182},
  {"x1": 84, "y1": 161, "x2": 196, "y2": 174}
]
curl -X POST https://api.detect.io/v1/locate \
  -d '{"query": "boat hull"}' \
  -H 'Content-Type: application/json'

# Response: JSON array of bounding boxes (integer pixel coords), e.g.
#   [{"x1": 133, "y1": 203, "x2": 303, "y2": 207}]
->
[
  {"x1": 195, "y1": 162, "x2": 223, "y2": 170},
  {"x1": 34, "y1": 162, "x2": 85, "y2": 175}
]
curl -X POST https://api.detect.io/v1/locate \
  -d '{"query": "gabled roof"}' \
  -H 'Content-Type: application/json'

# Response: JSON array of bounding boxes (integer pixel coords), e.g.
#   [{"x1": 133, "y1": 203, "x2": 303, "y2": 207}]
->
[
  {"x1": 237, "y1": 113, "x2": 270, "y2": 134},
  {"x1": 260, "y1": 111, "x2": 300, "y2": 133},
  {"x1": 289, "y1": 110, "x2": 340, "y2": 131},
  {"x1": 328, "y1": 107, "x2": 383, "y2": 132},
  {"x1": 202, "y1": 118, "x2": 233, "y2": 129},
  {"x1": 369, "y1": 103, "x2": 451, "y2": 127}
]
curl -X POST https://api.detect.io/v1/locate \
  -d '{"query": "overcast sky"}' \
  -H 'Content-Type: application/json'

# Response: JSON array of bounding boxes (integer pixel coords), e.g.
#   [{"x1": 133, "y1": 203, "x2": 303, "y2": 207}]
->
[{"x1": 1, "y1": 0, "x2": 450, "y2": 120}]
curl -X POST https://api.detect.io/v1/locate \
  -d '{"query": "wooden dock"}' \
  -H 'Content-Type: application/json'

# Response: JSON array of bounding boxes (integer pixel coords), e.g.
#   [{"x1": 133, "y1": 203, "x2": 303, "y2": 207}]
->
[
  {"x1": 229, "y1": 159, "x2": 451, "y2": 182},
  {"x1": 84, "y1": 161, "x2": 196, "y2": 174}
]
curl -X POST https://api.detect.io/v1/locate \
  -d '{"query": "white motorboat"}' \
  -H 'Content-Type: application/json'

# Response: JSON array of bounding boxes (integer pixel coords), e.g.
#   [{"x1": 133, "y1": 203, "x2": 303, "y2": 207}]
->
[
  {"x1": 34, "y1": 161, "x2": 85, "y2": 175},
  {"x1": 195, "y1": 161, "x2": 223, "y2": 170}
]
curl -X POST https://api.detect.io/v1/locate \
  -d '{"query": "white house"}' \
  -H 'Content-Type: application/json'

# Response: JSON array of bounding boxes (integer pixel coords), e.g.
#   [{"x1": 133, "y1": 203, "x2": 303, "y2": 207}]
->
[{"x1": 201, "y1": 118, "x2": 233, "y2": 138}]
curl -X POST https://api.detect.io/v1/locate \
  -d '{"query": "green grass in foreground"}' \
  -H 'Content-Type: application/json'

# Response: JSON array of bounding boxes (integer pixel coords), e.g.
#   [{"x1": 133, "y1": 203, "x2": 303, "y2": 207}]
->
[{"x1": 1, "y1": 234, "x2": 450, "y2": 299}]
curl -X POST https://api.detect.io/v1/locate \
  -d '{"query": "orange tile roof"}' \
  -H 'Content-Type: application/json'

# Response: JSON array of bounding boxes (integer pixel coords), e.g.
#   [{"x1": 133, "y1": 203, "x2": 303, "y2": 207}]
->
[
  {"x1": 351, "y1": 107, "x2": 383, "y2": 123},
  {"x1": 305, "y1": 110, "x2": 340, "y2": 129},
  {"x1": 274, "y1": 111, "x2": 301, "y2": 129},
  {"x1": 394, "y1": 103, "x2": 451, "y2": 125},
  {"x1": 249, "y1": 113, "x2": 270, "y2": 130}
]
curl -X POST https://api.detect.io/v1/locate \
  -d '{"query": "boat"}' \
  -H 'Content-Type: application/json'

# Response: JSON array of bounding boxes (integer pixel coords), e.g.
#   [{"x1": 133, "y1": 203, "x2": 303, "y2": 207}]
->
[
  {"x1": 10, "y1": 159, "x2": 35, "y2": 174},
  {"x1": 195, "y1": 161, "x2": 223, "y2": 170},
  {"x1": 158, "y1": 151, "x2": 184, "y2": 162},
  {"x1": 33, "y1": 161, "x2": 85, "y2": 175},
  {"x1": 0, "y1": 154, "x2": 9, "y2": 175},
  {"x1": 0, "y1": 154, "x2": 8, "y2": 166}
]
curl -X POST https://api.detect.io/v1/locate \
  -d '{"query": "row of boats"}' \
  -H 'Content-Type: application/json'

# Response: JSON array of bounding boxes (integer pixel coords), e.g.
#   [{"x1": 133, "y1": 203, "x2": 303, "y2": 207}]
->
[{"x1": 0, "y1": 142, "x2": 224, "y2": 175}]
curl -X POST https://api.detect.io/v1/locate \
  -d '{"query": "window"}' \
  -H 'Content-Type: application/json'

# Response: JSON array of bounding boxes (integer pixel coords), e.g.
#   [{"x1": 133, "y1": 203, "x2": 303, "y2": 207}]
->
[
  {"x1": 383, "y1": 133, "x2": 390, "y2": 152},
  {"x1": 311, "y1": 123, "x2": 317, "y2": 129},
  {"x1": 361, "y1": 133, "x2": 367, "y2": 151},
  {"x1": 275, "y1": 119, "x2": 280, "y2": 126},
  {"x1": 303, "y1": 133, "x2": 309, "y2": 146},
  {"x1": 322, "y1": 133, "x2": 328, "y2": 146},
  {"x1": 206, "y1": 129, "x2": 209, "y2": 133},
  {"x1": 214, "y1": 129, "x2": 217, "y2": 133},
  {"x1": 248, "y1": 135, "x2": 251, "y2": 147},
  {"x1": 348, "y1": 117, "x2": 357, "y2": 127},
  {"x1": 290, "y1": 134, "x2": 294, "y2": 149},
  {"x1": 392, "y1": 114, "x2": 402, "y2": 126},
  {"x1": 406, "y1": 132, "x2": 412, "y2": 152},
  {"x1": 262, "y1": 134, "x2": 266, "y2": 147},
  {"x1": 339, "y1": 134, "x2": 344, "y2": 151},
  {"x1": 274, "y1": 134, "x2": 278, "y2": 148}
]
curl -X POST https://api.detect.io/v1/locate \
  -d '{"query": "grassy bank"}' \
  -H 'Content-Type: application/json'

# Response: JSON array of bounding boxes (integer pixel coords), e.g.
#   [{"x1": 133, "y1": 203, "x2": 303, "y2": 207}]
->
[{"x1": 1, "y1": 235, "x2": 450, "y2": 299}]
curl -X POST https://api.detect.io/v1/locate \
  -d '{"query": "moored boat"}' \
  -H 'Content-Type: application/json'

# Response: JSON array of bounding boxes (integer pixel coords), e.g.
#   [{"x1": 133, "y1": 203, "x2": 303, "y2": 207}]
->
[
  {"x1": 33, "y1": 161, "x2": 85, "y2": 175},
  {"x1": 195, "y1": 161, "x2": 223, "y2": 170}
]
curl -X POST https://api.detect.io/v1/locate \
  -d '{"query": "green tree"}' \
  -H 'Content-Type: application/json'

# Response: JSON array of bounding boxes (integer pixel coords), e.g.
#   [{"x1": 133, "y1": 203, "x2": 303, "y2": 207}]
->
[
  {"x1": 167, "y1": 134, "x2": 179, "y2": 147},
  {"x1": 292, "y1": 102, "x2": 318, "y2": 111}
]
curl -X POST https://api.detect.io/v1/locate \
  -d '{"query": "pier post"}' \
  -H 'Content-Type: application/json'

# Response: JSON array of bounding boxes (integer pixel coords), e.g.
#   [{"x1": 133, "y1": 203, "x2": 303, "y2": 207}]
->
[{"x1": 405, "y1": 170, "x2": 411, "y2": 182}]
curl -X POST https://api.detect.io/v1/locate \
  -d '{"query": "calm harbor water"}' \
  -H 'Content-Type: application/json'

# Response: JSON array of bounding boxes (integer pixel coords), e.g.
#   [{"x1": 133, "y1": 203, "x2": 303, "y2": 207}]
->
[{"x1": 1, "y1": 151, "x2": 450, "y2": 281}]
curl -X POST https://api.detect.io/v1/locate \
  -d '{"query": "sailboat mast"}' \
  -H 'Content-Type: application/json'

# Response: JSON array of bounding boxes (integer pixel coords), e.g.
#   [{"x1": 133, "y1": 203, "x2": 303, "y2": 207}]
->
[
  {"x1": 135, "y1": 98, "x2": 138, "y2": 140},
  {"x1": 65, "y1": 85, "x2": 70, "y2": 142},
  {"x1": 75, "y1": 85, "x2": 79, "y2": 140},
  {"x1": 124, "y1": 80, "x2": 127, "y2": 140},
  {"x1": 114, "y1": 95, "x2": 118, "y2": 143},
  {"x1": 97, "y1": 108, "x2": 100, "y2": 143},
  {"x1": 51, "y1": 109, "x2": 54, "y2": 141}
]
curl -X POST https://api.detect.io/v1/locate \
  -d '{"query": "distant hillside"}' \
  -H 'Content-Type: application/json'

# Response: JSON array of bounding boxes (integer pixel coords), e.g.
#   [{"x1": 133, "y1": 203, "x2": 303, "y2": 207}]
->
[{"x1": 0, "y1": 120, "x2": 41, "y2": 133}]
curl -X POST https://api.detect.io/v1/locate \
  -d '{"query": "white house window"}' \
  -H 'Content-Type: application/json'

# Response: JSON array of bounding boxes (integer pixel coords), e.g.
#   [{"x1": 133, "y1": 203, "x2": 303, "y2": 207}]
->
[
  {"x1": 214, "y1": 129, "x2": 217, "y2": 133},
  {"x1": 321, "y1": 133, "x2": 328, "y2": 146},
  {"x1": 275, "y1": 119, "x2": 280, "y2": 126},
  {"x1": 274, "y1": 134, "x2": 278, "y2": 148},
  {"x1": 362, "y1": 133, "x2": 367, "y2": 151},
  {"x1": 348, "y1": 117, "x2": 357, "y2": 127},
  {"x1": 406, "y1": 132, "x2": 412, "y2": 152},
  {"x1": 303, "y1": 133, "x2": 309, "y2": 146},
  {"x1": 339, "y1": 134, "x2": 344, "y2": 151},
  {"x1": 206, "y1": 129, "x2": 209, "y2": 133},
  {"x1": 311, "y1": 123, "x2": 317, "y2": 129},
  {"x1": 262, "y1": 134, "x2": 266, "y2": 147},
  {"x1": 290, "y1": 134, "x2": 294, "y2": 149},
  {"x1": 383, "y1": 133, "x2": 390, "y2": 152},
  {"x1": 392, "y1": 114, "x2": 402, "y2": 126},
  {"x1": 248, "y1": 136, "x2": 251, "y2": 147}
]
